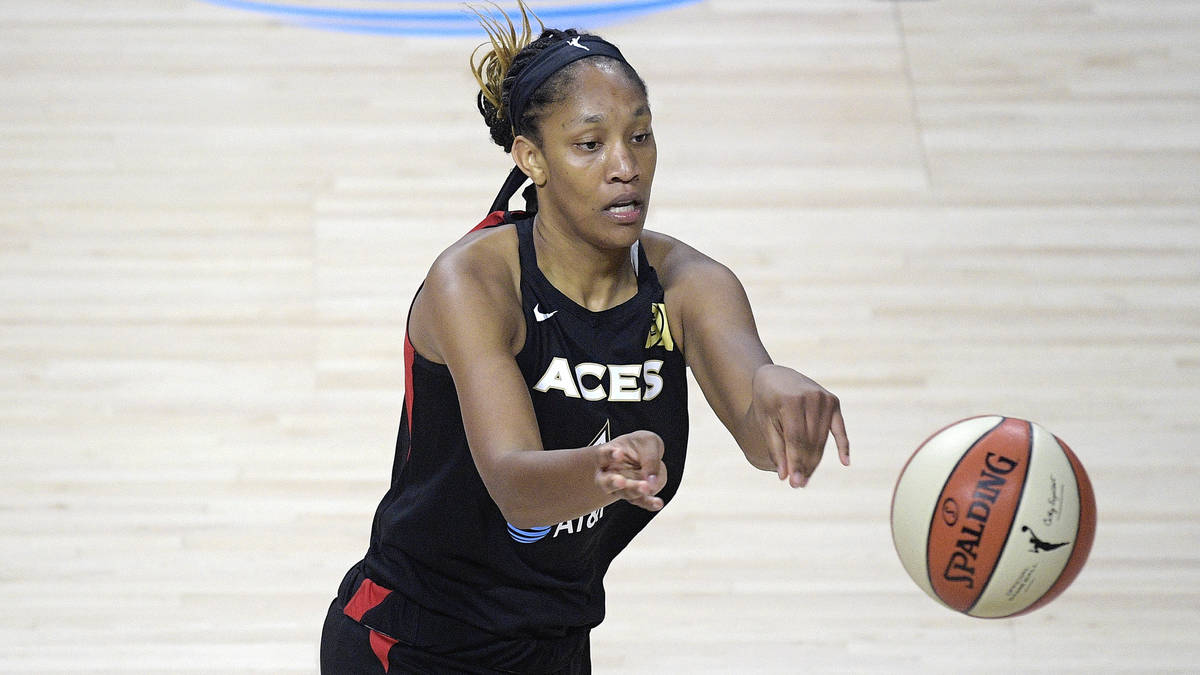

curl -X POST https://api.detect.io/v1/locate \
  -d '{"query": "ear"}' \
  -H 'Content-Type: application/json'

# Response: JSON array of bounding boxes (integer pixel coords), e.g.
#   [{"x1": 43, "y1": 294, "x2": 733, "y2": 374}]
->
[{"x1": 511, "y1": 135, "x2": 548, "y2": 187}]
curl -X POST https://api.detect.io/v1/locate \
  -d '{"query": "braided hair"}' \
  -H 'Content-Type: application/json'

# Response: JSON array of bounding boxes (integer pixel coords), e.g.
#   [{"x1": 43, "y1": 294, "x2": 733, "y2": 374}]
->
[{"x1": 471, "y1": 1, "x2": 648, "y2": 153}]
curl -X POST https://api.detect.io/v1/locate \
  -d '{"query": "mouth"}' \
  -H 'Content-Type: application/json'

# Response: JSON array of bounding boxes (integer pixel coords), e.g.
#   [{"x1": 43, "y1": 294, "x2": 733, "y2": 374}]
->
[{"x1": 603, "y1": 195, "x2": 645, "y2": 222}]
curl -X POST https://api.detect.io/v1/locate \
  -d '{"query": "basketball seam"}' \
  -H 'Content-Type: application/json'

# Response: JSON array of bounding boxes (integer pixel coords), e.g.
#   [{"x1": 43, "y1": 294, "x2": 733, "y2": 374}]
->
[
  {"x1": 965, "y1": 418, "x2": 1034, "y2": 616},
  {"x1": 923, "y1": 415, "x2": 1006, "y2": 607},
  {"x1": 1014, "y1": 435, "x2": 1086, "y2": 616},
  {"x1": 1044, "y1": 437, "x2": 1081, "y2": 585}
]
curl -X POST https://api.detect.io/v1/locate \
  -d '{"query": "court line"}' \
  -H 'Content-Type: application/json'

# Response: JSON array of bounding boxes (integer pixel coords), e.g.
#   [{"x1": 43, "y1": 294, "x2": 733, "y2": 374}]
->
[{"x1": 196, "y1": 0, "x2": 705, "y2": 36}]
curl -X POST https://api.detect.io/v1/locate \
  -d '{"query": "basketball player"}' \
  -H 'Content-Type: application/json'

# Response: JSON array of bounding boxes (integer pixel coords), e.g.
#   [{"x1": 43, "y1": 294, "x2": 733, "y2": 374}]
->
[{"x1": 320, "y1": 4, "x2": 850, "y2": 672}]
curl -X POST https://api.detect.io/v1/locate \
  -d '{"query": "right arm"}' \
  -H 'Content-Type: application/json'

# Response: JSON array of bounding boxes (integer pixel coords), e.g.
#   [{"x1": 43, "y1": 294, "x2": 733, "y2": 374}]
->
[
  {"x1": 407, "y1": 231, "x2": 666, "y2": 529},
  {"x1": 646, "y1": 231, "x2": 849, "y2": 488}
]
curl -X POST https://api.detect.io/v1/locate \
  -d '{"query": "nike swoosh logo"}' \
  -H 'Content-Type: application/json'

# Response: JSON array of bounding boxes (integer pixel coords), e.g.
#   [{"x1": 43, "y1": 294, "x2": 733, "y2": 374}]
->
[{"x1": 533, "y1": 304, "x2": 558, "y2": 322}]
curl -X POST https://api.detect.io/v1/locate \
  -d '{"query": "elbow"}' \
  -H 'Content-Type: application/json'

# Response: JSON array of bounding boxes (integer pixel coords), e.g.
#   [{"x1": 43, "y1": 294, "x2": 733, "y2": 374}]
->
[
  {"x1": 504, "y1": 511, "x2": 550, "y2": 531},
  {"x1": 481, "y1": 484, "x2": 534, "y2": 529},
  {"x1": 478, "y1": 467, "x2": 551, "y2": 530},
  {"x1": 494, "y1": 495, "x2": 555, "y2": 530}
]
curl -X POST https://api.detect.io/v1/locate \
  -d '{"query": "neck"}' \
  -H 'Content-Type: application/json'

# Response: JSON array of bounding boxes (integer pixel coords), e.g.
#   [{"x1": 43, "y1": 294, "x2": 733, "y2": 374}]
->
[{"x1": 532, "y1": 214, "x2": 637, "y2": 313}]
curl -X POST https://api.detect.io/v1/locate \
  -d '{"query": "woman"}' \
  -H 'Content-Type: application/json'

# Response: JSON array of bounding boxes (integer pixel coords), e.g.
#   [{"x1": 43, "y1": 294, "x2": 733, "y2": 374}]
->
[{"x1": 320, "y1": 4, "x2": 850, "y2": 672}]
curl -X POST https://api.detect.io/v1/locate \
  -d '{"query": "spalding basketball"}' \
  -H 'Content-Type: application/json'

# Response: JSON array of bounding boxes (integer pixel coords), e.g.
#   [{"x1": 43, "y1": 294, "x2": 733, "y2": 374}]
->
[{"x1": 891, "y1": 416, "x2": 1096, "y2": 618}]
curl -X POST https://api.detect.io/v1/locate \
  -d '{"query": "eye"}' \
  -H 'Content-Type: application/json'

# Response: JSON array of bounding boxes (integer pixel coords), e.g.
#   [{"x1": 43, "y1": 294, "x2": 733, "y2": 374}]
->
[
  {"x1": 576, "y1": 141, "x2": 601, "y2": 152},
  {"x1": 632, "y1": 131, "x2": 652, "y2": 144}
]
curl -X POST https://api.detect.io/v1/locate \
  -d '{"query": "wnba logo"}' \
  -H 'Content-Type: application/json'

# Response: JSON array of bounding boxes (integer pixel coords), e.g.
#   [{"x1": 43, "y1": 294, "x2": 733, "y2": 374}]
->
[{"x1": 196, "y1": 1, "x2": 705, "y2": 37}]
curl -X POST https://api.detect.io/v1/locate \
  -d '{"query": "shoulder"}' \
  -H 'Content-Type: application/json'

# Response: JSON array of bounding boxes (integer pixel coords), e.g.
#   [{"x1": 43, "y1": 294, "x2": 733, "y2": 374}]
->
[
  {"x1": 640, "y1": 229, "x2": 747, "y2": 358},
  {"x1": 640, "y1": 229, "x2": 738, "y2": 293},
  {"x1": 409, "y1": 223, "x2": 524, "y2": 362},
  {"x1": 427, "y1": 223, "x2": 521, "y2": 289}
]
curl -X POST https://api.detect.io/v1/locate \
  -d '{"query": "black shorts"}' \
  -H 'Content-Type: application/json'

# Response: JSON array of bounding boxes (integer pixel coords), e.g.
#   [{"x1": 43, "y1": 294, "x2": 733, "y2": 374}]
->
[{"x1": 319, "y1": 567, "x2": 591, "y2": 674}]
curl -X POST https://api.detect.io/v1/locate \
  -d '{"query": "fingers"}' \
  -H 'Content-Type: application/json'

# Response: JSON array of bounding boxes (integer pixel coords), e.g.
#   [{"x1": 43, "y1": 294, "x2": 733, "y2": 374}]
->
[
  {"x1": 763, "y1": 417, "x2": 789, "y2": 482},
  {"x1": 599, "y1": 431, "x2": 667, "y2": 511},
  {"x1": 831, "y1": 408, "x2": 850, "y2": 467},
  {"x1": 783, "y1": 421, "x2": 817, "y2": 488},
  {"x1": 780, "y1": 391, "x2": 847, "y2": 488},
  {"x1": 804, "y1": 390, "x2": 824, "y2": 454},
  {"x1": 602, "y1": 472, "x2": 663, "y2": 511},
  {"x1": 780, "y1": 395, "x2": 821, "y2": 488}
]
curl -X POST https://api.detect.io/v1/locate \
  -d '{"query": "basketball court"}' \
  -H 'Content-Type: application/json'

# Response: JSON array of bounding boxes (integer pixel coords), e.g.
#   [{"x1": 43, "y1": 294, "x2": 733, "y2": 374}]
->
[{"x1": 2, "y1": 1, "x2": 1198, "y2": 671}]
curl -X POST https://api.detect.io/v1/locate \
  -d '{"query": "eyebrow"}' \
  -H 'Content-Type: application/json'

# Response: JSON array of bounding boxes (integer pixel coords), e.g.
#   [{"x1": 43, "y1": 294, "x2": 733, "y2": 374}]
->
[{"x1": 575, "y1": 105, "x2": 652, "y2": 126}]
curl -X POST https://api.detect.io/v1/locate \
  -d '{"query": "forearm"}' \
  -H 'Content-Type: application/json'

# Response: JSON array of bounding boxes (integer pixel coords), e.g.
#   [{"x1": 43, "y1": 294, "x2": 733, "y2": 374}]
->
[
  {"x1": 697, "y1": 358, "x2": 778, "y2": 472},
  {"x1": 658, "y1": 237, "x2": 850, "y2": 484},
  {"x1": 483, "y1": 445, "x2": 616, "y2": 529}
]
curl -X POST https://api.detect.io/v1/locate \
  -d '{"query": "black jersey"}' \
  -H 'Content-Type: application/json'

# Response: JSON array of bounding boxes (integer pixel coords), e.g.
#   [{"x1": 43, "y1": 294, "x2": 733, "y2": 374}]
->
[{"x1": 343, "y1": 215, "x2": 689, "y2": 662}]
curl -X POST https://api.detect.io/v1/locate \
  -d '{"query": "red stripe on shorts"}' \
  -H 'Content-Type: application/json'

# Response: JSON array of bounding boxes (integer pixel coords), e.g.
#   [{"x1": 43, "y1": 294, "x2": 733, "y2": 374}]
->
[
  {"x1": 368, "y1": 629, "x2": 399, "y2": 673},
  {"x1": 342, "y1": 578, "x2": 398, "y2": 672},
  {"x1": 342, "y1": 578, "x2": 392, "y2": 622}
]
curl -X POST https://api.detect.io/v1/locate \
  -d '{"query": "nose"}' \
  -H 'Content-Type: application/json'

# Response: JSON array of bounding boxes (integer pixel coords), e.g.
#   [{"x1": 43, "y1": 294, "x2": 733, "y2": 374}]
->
[{"x1": 608, "y1": 142, "x2": 638, "y2": 184}]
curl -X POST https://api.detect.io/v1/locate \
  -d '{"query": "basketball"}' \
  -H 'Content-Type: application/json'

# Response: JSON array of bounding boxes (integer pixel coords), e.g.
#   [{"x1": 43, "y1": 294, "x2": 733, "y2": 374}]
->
[{"x1": 890, "y1": 416, "x2": 1097, "y2": 618}]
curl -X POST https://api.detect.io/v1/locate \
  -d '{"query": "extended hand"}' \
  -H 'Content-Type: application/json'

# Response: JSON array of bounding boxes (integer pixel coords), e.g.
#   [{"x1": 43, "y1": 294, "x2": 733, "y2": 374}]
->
[
  {"x1": 595, "y1": 430, "x2": 667, "y2": 511},
  {"x1": 749, "y1": 364, "x2": 850, "y2": 488}
]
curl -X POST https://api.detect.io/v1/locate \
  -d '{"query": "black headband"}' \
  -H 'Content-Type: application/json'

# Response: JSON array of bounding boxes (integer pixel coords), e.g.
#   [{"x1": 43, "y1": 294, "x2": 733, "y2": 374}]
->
[
  {"x1": 489, "y1": 34, "x2": 631, "y2": 216},
  {"x1": 507, "y1": 34, "x2": 630, "y2": 134}
]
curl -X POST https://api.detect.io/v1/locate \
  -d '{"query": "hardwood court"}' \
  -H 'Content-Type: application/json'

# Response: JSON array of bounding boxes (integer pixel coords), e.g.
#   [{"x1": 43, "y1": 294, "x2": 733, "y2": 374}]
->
[{"x1": 1, "y1": 1, "x2": 1197, "y2": 672}]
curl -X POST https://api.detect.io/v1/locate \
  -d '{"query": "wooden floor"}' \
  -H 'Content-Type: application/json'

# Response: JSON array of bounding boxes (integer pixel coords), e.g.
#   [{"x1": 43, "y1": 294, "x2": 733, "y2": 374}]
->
[{"x1": 3, "y1": 1, "x2": 1198, "y2": 672}]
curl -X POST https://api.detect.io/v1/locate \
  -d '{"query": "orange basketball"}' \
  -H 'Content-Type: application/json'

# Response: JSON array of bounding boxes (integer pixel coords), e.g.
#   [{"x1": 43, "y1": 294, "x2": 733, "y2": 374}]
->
[{"x1": 890, "y1": 416, "x2": 1097, "y2": 618}]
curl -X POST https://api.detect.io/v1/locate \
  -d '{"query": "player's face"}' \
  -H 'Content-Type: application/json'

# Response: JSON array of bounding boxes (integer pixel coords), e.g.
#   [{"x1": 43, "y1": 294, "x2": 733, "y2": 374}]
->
[{"x1": 530, "y1": 62, "x2": 656, "y2": 250}]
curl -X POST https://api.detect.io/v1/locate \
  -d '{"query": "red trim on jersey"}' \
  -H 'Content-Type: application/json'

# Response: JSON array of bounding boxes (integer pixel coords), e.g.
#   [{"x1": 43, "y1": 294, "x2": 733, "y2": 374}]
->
[
  {"x1": 343, "y1": 578, "x2": 392, "y2": 622},
  {"x1": 403, "y1": 333, "x2": 415, "y2": 436},
  {"x1": 399, "y1": 211, "x2": 519, "y2": 465},
  {"x1": 472, "y1": 210, "x2": 507, "y2": 232},
  {"x1": 368, "y1": 630, "x2": 399, "y2": 672},
  {"x1": 472, "y1": 209, "x2": 526, "y2": 233}
]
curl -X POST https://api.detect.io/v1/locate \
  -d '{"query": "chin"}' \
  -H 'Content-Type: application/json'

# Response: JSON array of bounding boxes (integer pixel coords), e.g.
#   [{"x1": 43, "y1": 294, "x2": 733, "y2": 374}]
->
[{"x1": 600, "y1": 218, "x2": 646, "y2": 249}]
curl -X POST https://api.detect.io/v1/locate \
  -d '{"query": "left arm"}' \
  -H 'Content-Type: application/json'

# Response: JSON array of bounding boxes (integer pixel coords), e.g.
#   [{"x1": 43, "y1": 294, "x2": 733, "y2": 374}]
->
[{"x1": 645, "y1": 233, "x2": 850, "y2": 487}]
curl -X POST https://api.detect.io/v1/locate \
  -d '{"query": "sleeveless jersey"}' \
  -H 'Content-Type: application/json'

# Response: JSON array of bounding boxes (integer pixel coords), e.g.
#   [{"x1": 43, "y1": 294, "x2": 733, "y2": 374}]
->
[{"x1": 353, "y1": 215, "x2": 689, "y2": 648}]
